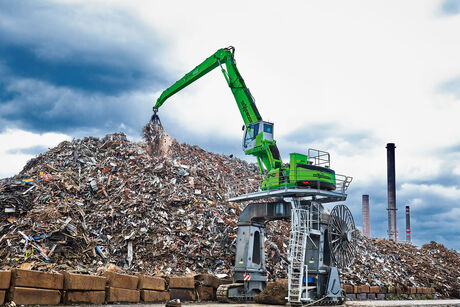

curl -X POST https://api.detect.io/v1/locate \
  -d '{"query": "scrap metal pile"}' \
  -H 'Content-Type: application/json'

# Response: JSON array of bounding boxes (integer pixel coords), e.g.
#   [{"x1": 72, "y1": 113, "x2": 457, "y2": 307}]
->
[
  {"x1": 0, "y1": 124, "x2": 263, "y2": 275},
  {"x1": 0, "y1": 123, "x2": 459, "y2": 297},
  {"x1": 341, "y1": 235, "x2": 460, "y2": 297}
]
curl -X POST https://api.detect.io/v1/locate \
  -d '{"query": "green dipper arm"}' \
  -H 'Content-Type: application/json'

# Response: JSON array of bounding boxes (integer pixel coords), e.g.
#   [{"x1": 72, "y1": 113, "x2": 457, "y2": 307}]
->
[{"x1": 154, "y1": 46, "x2": 262, "y2": 125}]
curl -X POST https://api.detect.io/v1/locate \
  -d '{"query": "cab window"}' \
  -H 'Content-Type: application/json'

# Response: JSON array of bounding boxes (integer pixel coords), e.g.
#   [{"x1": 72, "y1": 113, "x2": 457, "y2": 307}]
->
[
  {"x1": 244, "y1": 123, "x2": 259, "y2": 147},
  {"x1": 264, "y1": 123, "x2": 273, "y2": 134}
]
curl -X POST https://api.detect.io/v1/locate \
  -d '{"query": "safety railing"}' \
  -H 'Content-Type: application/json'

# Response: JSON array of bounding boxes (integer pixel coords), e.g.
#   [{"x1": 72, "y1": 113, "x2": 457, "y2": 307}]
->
[
  {"x1": 222, "y1": 164, "x2": 354, "y2": 197},
  {"x1": 224, "y1": 171, "x2": 352, "y2": 200},
  {"x1": 307, "y1": 148, "x2": 331, "y2": 167},
  {"x1": 260, "y1": 168, "x2": 353, "y2": 193},
  {"x1": 335, "y1": 174, "x2": 353, "y2": 194}
]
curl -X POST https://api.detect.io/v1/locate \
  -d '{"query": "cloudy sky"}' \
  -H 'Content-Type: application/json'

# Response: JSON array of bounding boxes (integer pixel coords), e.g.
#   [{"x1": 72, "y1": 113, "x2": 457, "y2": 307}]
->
[{"x1": 1, "y1": 0, "x2": 459, "y2": 251}]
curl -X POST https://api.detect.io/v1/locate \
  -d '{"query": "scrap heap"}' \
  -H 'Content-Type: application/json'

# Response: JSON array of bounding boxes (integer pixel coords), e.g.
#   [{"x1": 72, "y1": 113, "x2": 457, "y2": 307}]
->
[
  {"x1": 341, "y1": 234, "x2": 460, "y2": 297},
  {"x1": 0, "y1": 124, "x2": 459, "y2": 297},
  {"x1": 0, "y1": 125, "x2": 264, "y2": 275}
]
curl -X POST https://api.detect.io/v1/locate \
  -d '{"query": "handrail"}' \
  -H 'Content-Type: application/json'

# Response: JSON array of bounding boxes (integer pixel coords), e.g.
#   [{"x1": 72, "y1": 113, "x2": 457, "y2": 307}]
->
[{"x1": 224, "y1": 171, "x2": 352, "y2": 200}]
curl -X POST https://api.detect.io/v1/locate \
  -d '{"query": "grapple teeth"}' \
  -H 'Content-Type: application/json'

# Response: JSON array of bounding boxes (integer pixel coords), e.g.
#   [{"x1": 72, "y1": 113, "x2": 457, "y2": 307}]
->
[{"x1": 151, "y1": 108, "x2": 162, "y2": 127}]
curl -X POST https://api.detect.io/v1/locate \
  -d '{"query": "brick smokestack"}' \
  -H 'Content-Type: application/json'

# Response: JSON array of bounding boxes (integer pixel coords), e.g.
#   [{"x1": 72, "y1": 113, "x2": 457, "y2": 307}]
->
[
  {"x1": 362, "y1": 195, "x2": 370, "y2": 238},
  {"x1": 406, "y1": 206, "x2": 411, "y2": 243},
  {"x1": 386, "y1": 143, "x2": 397, "y2": 241}
]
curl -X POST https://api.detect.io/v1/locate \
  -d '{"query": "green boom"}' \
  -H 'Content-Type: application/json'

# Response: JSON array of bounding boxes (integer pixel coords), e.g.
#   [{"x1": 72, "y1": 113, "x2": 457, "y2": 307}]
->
[
  {"x1": 153, "y1": 46, "x2": 336, "y2": 191},
  {"x1": 155, "y1": 47, "x2": 261, "y2": 125}
]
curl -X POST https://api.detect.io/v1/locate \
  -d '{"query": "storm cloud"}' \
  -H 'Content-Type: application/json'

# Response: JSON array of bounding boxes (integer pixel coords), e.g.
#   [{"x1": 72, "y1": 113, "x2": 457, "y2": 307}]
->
[
  {"x1": 0, "y1": 1, "x2": 169, "y2": 135},
  {"x1": 346, "y1": 165, "x2": 460, "y2": 251}
]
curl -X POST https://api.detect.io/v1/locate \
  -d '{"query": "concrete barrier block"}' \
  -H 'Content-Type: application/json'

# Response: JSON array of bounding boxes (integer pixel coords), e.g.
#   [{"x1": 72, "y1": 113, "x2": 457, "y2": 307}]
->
[
  {"x1": 342, "y1": 284, "x2": 354, "y2": 294},
  {"x1": 370, "y1": 286, "x2": 380, "y2": 293},
  {"x1": 106, "y1": 287, "x2": 140, "y2": 303},
  {"x1": 357, "y1": 285, "x2": 370, "y2": 293},
  {"x1": 8, "y1": 286, "x2": 61, "y2": 305},
  {"x1": 103, "y1": 271, "x2": 138, "y2": 290},
  {"x1": 195, "y1": 274, "x2": 220, "y2": 288},
  {"x1": 141, "y1": 290, "x2": 170, "y2": 302},
  {"x1": 63, "y1": 272, "x2": 106, "y2": 290},
  {"x1": 11, "y1": 269, "x2": 63, "y2": 290},
  {"x1": 138, "y1": 275, "x2": 166, "y2": 290},
  {"x1": 0, "y1": 271, "x2": 11, "y2": 289},
  {"x1": 169, "y1": 276, "x2": 195, "y2": 289},
  {"x1": 170, "y1": 288, "x2": 196, "y2": 301},
  {"x1": 64, "y1": 290, "x2": 105, "y2": 304}
]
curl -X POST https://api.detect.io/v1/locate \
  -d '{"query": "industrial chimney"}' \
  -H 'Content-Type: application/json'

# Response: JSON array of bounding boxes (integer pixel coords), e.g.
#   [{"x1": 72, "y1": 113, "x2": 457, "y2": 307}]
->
[
  {"x1": 362, "y1": 195, "x2": 370, "y2": 238},
  {"x1": 406, "y1": 206, "x2": 411, "y2": 243},
  {"x1": 386, "y1": 143, "x2": 397, "y2": 241}
]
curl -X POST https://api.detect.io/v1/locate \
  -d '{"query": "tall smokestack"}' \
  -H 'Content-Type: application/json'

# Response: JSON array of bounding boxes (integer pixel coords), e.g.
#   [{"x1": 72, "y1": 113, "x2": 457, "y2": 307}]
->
[
  {"x1": 362, "y1": 195, "x2": 370, "y2": 238},
  {"x1": 406, "y1": 206, "x2": 411, "y2": 243},
  {"x1": 386, "y1": 143, "x2": 397, "y2": 241}
]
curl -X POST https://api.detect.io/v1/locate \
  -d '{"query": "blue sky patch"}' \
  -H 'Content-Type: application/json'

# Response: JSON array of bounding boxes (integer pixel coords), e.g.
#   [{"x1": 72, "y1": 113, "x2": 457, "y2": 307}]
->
[
  {"x1": 439, "y1": 77, "x2": 460, "y2": 98},
  {"x1": 441, "y1": 0, "x2": 460, "y2": 15},
  {"x1": 7, "y1": 145, "x2": 49, "y2": 156}
]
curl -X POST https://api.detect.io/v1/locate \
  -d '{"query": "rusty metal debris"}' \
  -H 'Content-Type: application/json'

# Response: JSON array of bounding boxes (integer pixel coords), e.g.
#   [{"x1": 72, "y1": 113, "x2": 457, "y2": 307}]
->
[
  {"x1": 341, "y1": 234, "x2": 460, "y2": 298},
  {"x1": 0, "y1": 123, "x2": 459, "y2": 298},
  {"x1": 0, "y1": 127, "x2": 261, "y2": 276}
]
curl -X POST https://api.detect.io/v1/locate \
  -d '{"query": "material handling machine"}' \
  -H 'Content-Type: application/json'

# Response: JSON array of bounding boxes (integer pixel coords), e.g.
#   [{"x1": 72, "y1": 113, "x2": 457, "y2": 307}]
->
[{"x1": 152, "y1": 46, "x2": 357, "y2": 305}]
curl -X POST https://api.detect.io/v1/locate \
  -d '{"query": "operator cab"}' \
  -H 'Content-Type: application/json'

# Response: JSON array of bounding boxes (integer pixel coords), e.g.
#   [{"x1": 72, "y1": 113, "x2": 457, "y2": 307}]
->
[{"x1": 242, "y1": 121, "x2": 274, "y2": 151}]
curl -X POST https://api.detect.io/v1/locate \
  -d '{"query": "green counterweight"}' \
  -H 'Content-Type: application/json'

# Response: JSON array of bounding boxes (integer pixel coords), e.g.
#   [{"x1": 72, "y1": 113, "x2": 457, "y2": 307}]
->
[{"x1": 153, "y1": 46, "x2": 336, "y2": 191}]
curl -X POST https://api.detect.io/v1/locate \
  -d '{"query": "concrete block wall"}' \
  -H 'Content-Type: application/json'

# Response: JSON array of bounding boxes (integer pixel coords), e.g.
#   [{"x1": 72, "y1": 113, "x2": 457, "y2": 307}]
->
[
  {"x1": 342, "y1": 283, "x2": 436, "y2": 300},
  {"x1": 103, "y1": 270, "x2": 140, "y2": 303},
  {"x1": 0, "y1": 269, "x2": 229, "y2": 305},
  {"x1": 0, "y1": 271, "x2": 11, "y2": 304},
  {"x1": 8, "y1": 269, "x2": 63, "y2": 305},
  {"x1": 62, "y1": 272, "x2": 106, "y2": 304},
  {"x1": 0, "y1": 269, "x2": 439, "y2": 305},
  {"x1": 138, "y1": 274, "x2": 169, "y2": 303}
]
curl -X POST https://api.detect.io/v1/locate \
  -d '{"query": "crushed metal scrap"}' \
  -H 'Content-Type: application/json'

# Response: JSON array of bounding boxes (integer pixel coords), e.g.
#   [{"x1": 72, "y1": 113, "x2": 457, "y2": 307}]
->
[
  {"x1": 341, "y1": 234, "x2": 460, "y2": 298},
  {"x1": 0, "y1": 125, "x2": 262, "y2": 276},
  {"x1": 0, "y1": 123, "x2": 459, "y2": 297}
]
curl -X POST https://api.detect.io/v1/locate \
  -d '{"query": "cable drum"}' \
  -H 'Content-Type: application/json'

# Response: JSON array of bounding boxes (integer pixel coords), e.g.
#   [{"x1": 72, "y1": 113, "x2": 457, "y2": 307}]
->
[{"x1": 327, "y1": 205, "x2": 358, "y2": 268}]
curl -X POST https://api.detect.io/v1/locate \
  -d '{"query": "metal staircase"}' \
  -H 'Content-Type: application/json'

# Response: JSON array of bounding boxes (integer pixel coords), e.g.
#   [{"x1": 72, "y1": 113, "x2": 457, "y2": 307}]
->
[{"x1": 287, "y1": 206, "x2": 309, "y2": 304}]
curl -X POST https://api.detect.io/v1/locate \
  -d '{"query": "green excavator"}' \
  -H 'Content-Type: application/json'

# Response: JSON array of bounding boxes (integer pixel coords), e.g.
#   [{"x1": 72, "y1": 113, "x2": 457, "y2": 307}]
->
[{"x1": 152, "y1": 46, "x2": 336, "y2": 191}]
